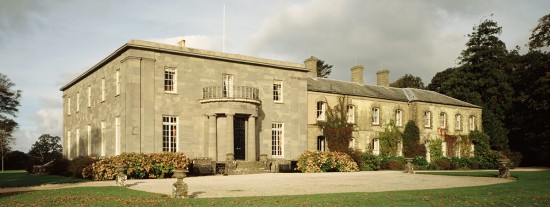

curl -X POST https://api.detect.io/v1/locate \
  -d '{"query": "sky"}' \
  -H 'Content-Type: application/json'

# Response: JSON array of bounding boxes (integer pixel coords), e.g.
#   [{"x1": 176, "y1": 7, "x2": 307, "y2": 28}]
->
[{"x1": 0, "y1": 0, "x2": 548, "y2": 152}]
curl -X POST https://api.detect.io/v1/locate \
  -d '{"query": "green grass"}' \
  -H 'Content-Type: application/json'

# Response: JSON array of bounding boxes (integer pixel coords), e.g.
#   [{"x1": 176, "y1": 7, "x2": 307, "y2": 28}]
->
[
  {"x1": 0, "y1": 171, "x2": 549, "y2": 206},
  {"x1": 416, "y1": 170, "x2": 500, "y2": 177},
  {"x1": 0, "y1": 170, "x2": 88, "y2": 188}
]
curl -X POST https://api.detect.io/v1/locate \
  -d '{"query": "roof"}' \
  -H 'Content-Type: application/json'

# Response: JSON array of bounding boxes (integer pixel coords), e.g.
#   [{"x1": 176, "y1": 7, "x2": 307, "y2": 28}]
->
[
  {"x1": 307, "y1": 77, "x2": 481, "y2": 108},
  {"x1": 60, "y1": 40, "x2": 306, "y2": 91}
]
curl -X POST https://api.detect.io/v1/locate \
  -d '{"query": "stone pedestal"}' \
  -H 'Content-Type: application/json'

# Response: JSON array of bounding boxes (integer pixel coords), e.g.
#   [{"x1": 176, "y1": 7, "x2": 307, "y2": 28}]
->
[
  {"x1": 172, "y1": 169, "x2": 189, "y2": 198},
  {"x1": 404, "y1": 158, "x2": 415, "y2": 174},
  {"x1": 225, "y1": 153, "x2": 236, "y2": 175},
  {"x1": 498, "y1": 159, "x2": 510, "y2": 178},
  {"x1": 115, "y1": 164, "x2": 127, "y2": 187}
]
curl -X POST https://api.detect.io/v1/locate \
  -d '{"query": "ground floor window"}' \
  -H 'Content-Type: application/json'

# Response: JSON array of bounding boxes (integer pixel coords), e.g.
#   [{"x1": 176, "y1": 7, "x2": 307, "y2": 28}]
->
[
  {"x1": 271, "y1": 122, "x2": 283, "y2": 156},
  {"x1": 317, "y1": 136, "x2": 325, "y2": 151},
  {"x1": 163, "y1": 116, "x2": 178, "y2": 152}
]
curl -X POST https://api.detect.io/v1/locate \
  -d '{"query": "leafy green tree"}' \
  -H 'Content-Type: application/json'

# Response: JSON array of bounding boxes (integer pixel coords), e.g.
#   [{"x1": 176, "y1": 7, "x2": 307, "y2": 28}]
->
[
  {"x1": 529, "y1": 13, "x2": 550, "y2": 50},
  {"x1": 390, "y1": 74, "x2": 425, "y2": 89},
  {"x1": 317, "y1": 96, "x2": 354, "y2": 153},
  {"x1": 0, "y1": 73, "x2": 21, "y2": 173},
  {"x1": 316, "y1": 59, "x2": 333, "y2": 78},
  {"x1": 402, "y1": 120, "x2": 426, "y2": 158},
  {"x1": 428, "y1": 19, "x2": 513, "y2": 151},
  {"x1": 29, "y1": 134, "x2": 62, "y2": 164}
]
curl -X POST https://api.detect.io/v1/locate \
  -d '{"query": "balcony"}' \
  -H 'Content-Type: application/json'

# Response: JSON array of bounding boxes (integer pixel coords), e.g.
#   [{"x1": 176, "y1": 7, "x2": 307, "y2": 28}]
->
[{"x1": 200, "y1": 86, "x2": 261, "y2": 104}]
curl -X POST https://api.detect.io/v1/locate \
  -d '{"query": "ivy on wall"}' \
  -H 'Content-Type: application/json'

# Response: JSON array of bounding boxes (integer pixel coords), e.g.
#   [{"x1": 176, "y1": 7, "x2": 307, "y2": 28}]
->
[
  {"x1": 429, "y1": 137, "x2": 443, "y2": 160},
  {"x1": 378, "y1": 121, "x2": 402, "y2": 156}
]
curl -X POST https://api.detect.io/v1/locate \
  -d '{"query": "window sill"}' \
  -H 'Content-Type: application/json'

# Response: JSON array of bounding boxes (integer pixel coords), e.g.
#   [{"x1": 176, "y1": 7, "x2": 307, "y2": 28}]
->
[
  {"x1": 165, "y1": 91, "x2": 178, "y2": 95},
  {"x1": 274, "y1": 101, "x2": 284, "y2": 104}
]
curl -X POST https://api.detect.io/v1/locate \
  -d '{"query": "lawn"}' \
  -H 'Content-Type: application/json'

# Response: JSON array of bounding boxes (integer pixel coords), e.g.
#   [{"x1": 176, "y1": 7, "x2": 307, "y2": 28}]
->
[
  {"x1": 0, "y1": 171, "x2": 549, "y2": 206},
  {"x1": 0, "y1": 170, "x2": 88, "y2": 188}
]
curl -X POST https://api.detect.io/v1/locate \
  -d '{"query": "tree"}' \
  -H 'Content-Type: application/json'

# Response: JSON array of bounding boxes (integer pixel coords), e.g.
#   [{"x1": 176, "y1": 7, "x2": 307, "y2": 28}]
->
[
  {"x1": 529, "y1": 13, "x2": 550, "y2": 50},
  {"x1": 317, "y1": 96, "x2": 354, "y2": 153},
  {"x1": 316, "y1": 59, "x2": 333, "y2": 78},
  {"x1": 0, "y1": 73, "x2": 21, "y2": 173},
  {"x1": 402, "y1": 120, "x2": 426, "y2": 158},
  {"x1": 428, "y1": 19, "x2": 513, "y2": 151},
  {"x1": 29, "y1": 134, "x2": 62, "y2": 164},
  {"x1": 390, "y1": 74, "x2": 425, "y2": 89}
]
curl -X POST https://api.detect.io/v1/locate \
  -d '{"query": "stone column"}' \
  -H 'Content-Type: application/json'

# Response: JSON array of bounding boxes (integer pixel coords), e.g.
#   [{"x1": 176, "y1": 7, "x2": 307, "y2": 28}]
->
[
  {"x1": 247, "y1": 115, "x2": 257, "y2": 161},
  {"x1": 208, "y1": 114, "x2": 217, "y2": 160},
  {"x1": 226, "y1": 113, "x2": 234, "y2": 158}
]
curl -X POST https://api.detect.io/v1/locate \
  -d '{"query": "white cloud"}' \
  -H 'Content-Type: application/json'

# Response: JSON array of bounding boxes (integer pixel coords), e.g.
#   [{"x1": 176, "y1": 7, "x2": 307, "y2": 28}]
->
[{"x1": 12, "y1": 98, "x2": 62, "y2": 152}]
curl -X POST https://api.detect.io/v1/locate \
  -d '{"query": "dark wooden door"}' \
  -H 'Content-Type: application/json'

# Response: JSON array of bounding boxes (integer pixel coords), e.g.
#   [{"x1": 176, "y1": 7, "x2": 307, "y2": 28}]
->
[{"x1": 234, "y1": 117, "x2": 246, "y2": 160}]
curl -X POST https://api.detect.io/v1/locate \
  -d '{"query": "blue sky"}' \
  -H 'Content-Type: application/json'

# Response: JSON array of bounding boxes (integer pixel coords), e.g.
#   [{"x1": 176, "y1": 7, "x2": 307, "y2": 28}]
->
[{"x1": 0, "y1": 0, "x2": 548, "y2": 152}]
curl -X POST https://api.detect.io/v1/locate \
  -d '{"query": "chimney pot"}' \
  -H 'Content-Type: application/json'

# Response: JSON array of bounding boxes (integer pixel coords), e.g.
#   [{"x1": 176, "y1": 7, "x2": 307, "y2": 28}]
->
[
  {"x1": 177, "y1": 40, "x2": 186, "y2": 47},
  {"x1": 376, "y1": 70, "x2": 390, "y2": 87},
  {"x1": 304, "y1": 56, "x2": 319, "y2": 77},
  {"x1": 350, "y1": 65, "x2": 365, "y2": 84}
]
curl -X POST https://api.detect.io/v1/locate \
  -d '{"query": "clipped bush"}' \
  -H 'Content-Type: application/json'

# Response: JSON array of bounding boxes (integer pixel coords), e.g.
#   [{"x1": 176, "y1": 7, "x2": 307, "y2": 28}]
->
[
  {"x1": 360, "y1": 152, "x2": 381, "y2": 171},
  {"x1": 296, "y1": 151, "x2": 359, "y2": 173},
  {"x1": 450, "y1": 157, "x2": 473, "y2": 170},
  {"x1": 91, "y1": 152, "x2": 191, "y2": 181},
  {"x1": 429, "y1": 158, "x2": 452, "y2": 170},
  {"x1": 380, "y1": 156, "x2": 405, "y2": 170},
  {"x1": 503, "y1": 150, "x2": 523, "y2": 169},
  {"x1": 68, "y1": 156, "x2": 97, "y2": 178}
]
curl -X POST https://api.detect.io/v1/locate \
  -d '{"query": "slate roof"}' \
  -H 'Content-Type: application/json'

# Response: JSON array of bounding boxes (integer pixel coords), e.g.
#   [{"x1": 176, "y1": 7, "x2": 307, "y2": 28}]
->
[{"x1": 307, "y1": 77, "x2": 480, "y2": 108}]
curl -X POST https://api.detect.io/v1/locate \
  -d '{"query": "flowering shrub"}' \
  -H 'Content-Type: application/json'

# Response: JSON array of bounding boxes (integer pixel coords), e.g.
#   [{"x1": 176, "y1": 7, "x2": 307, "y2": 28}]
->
[
  {"x1": 296, "y1": 151, "x2": 358, "y2": 173},
  {"x1": 91, "y1": 152, "x2": 190, "y2": 181},
  {"x1": 380, "y1": 156, "x2": 406, "y2": 170}
]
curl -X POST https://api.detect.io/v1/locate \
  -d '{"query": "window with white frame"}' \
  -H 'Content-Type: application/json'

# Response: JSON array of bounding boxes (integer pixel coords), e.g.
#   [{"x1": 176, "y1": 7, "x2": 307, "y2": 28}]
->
[
  {"x1": 372, "y1": 107, "x2": 380, "y2": 125},
  {"x1": 76, "y1": 92, "x2": 80, "y2": 112},
  {"x1": 67, "y1": 130, "x2": 71, "y2": 159},
  {"x1": 115, "y1": 70, "x2": 120, "y2": 95},
  {"x1": 67, "y1": 97, "x2": 71, "y2": 115},
  {"x1": 455, "y1": 114, "x2": 462, "y2": 130},
  {"x1": 163, "y1": 116, "x2": 178, "y2": 152},
  {"x1": 395, "y1": 110, "x2": 403, "y2": 127},
  {"x1": 347, "y1": 105, "x2": 355, "y2": 123},
  {"x1": 87, "y1": 86, "x2": 91, "y2": 108},
  {"x1": 469, "y1": 115, "x2": 476, "y2": 131},
  {"x1": 164, "y1": 68, "x2": 176, "y2": 92},
  {"x1": 87, "y1": 125, "x2": 91, "y2": 155},
  {"x1": 101, "y1": 78, "x2": 105, "y2": 102},
  {"x1": 100, "y1": 121, "x2": 106, "y2": 157},
  {"x1": 222, "y1": 74, "x2": 233, "y2": 97},
  {"x1": 76, "y1": 129, "x2": 80, "y2": 156},
  {"x1": 317, "y1": 136, "x2": 325, "y2": 151},
  {"x1": 424, "y1": 111, "x2": 432, "y2": 128},
  {"x1": 273, "y1": 80, "x2": 283, "y2": 102},
  {"x1": 115, "y1": 117, "x2": 120, "y2": 155},
  {"x1": 440, "y1": 112, "x2": 447, "y2": 129},
  {"x1": 316, "y1": 101, "x2": 326, "y2": 121},
  {"x1": 271, "y1": 122, "x2": 284, "y2": 156}
]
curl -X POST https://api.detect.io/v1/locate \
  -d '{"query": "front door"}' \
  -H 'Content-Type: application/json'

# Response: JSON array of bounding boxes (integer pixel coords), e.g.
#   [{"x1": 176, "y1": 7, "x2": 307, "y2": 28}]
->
[{"x1": 234, "y1": 117, "x2": 246, "y2": 160}]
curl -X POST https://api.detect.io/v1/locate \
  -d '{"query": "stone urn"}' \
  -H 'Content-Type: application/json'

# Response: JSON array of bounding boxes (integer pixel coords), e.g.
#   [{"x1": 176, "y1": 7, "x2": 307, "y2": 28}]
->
[
  {"x1": 172, "y1": 169, "x2": 189, "y2": 198},
  {"x1": 498, "y1": 158, "x2": 511, "y2": 178},
  {"x1": 404, "y1": 158, "x2": 414, "y2": 174},
  {"x1": 114, "y1": 164, "x2": 127, "y2": 187}
]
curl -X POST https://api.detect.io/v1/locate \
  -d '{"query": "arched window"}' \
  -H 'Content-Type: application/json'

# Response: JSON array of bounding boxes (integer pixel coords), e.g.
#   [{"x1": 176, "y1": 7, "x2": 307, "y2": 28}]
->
[
  {"x1": 455, "y1": 114, "x2": 462, "y2": 130},
  {"x1": 347, "y1": 105, "x2": 355, "y2": 123},
  {"x1": 424, "y1": 111, "x2": 432, "y2": 128},
  {"x1": 372, "y1": 107, "x2": 380, "y2": 125},
  {"x1": 316, "y1": 101, "x2": 326, "y2": 121},
  {"x1": 440, "y1": 112, "x2": 447, "y2": 129}
]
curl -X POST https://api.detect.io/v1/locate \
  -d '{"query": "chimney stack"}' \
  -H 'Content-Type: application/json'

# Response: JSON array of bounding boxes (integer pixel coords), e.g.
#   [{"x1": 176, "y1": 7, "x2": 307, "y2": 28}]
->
[
  {"x1": 177, "y1": 39, "x2": 186, "y2": 47},
  {"x1": 304, "y1": 56, "x2": 319, "y2": 77},
  {"x1": 350, "y1": 65, "x2": 365, "y2": 84},
  {"x1": 376, "y1": 70, "x2": 390, "y2": 87}
]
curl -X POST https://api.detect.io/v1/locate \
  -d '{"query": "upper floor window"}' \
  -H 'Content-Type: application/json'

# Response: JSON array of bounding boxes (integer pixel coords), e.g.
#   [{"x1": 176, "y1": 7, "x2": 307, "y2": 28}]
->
[
  {"x1": 101, "y1": 78, "x2": 105, "y2": 102},
  {"x1": 439, "y1": 112, "x2": 447, "y2": 129},
  {"x1": 372, "y1": 107, "x2": 380, "y2": 125},
  {"x1": 347, "y1": 105, "x2": 355, "y2": 124},
  {"x1": 469, "y1": 115, "x2": 476, "y2": 131},
  {"x1": 316, "y1": 101, "x2": 326, "y2": 121},
  {"x1": 395, "y1": 110, "x2": 403, "y2": 127},
  {"x1": 455, "y1": 114, "x2": 462, "y2": 130},
  {"x1": 162, "y1": 116, "x2": 178, "y2": 152},
  {"x1": 222, "y1": 74, "x2": 233, "y2": 97},
  {"x1": 164, "y1": 68, "x2": 176, "y2": 93},
  {"x1": 424, "y1": 111, "x2": 432, "y2": 128},
  {"x1": 87, "y1": 86, "x2": 91, "y2": 108},
  {"x1": 67, "y1": 97, "x2": 71, "y2": 115},
  {"x1": 115, "y1": 70, "x2": 120, "y2": 95},
  {"x1": 76, "y1": 92, "x2": 80, "y2": 112},
  {"x1": 273, "y1": 80, "x2": 283, "y2": 102}
]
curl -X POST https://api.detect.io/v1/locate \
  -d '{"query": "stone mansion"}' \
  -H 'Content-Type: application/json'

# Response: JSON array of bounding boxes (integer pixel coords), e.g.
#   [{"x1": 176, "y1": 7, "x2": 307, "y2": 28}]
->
[{"x1": 61, "y1": 40, "x2": 482, "y2": 162}]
